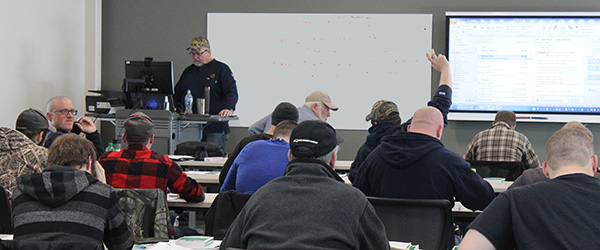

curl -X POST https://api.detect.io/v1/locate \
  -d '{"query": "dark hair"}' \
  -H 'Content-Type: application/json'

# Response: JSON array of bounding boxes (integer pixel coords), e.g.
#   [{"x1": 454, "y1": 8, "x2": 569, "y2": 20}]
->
[
  {"x1": 273, "y1": 120, "x2": 298, "y2": 139},
  {"x1": 494, "y1": 111, "x2": 516, "y2": 127},
  {"x1": 48, "y1": 134, "x2": 97, "y2": 168}
]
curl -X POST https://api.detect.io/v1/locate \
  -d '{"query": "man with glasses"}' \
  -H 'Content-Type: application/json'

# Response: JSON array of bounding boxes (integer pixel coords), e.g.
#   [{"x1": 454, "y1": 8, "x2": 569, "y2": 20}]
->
[
  {"x1": 173, "y1": 36, "x2": 238, "y2": 151},
  {"x1": 44, "y1": 96, "x2": 104, "y2": 158},
  {"x1": 247, "y1": 90, "x2": 339, "y2": 135}
]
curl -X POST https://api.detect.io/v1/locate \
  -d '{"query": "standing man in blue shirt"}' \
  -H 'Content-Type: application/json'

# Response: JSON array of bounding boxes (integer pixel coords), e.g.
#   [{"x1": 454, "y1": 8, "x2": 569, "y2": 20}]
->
[{"x1": 174, "y1": 36, "x2": 239, "y2": 150}]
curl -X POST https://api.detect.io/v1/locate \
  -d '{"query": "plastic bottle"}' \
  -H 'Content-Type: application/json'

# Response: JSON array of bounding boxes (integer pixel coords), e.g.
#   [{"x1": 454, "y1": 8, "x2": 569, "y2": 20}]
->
[
  {"x1": 184, "y1": 90, "x2": 194, "y2": 114},
  {"x1": 112, "y1": 139, "x2": 122, "y2": 152},
  {"x1": 105, "y1": 142, "x2": 115, "y2": 152},
  {"x1": 163, "y1": 96, "x2": 170, "y2": 111}
]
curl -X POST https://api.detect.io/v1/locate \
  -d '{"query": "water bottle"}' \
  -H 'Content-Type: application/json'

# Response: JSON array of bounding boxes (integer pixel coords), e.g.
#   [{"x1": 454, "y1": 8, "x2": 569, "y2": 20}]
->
[
  {"x1": 112, "y1": 139, "x2": 122, "y2": 152},
  {"x1": 184, "y1": 90, "x2": 194, "y2": 114},
  {"x1": 163, "y1": 96, "x2": 170, "y2": 111},
  {"x1": 105, "y1": 142, "x2": 115, "y2": 152}
]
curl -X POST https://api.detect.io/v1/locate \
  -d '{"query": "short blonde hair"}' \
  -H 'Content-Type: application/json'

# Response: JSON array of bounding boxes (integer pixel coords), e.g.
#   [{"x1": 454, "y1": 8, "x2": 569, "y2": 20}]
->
[
  {"x1": 546, "y1": 128, "x2": 594, "y2": 170},
  {"x1": 561, "y1": 121, "x2": 593, "y2": 140}
]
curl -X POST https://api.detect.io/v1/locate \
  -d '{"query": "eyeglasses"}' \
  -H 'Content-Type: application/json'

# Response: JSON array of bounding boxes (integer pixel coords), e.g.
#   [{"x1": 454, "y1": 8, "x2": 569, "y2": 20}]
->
[
  {"x1": 51, "y1": 109, "x2": 78, "y2": 115},
  {"x1": 189, "y1": 50, "x2": 208, "y2": 57}
]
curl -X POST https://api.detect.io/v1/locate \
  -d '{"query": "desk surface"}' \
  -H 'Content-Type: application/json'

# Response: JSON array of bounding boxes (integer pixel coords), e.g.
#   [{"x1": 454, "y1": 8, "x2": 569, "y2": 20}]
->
[
  {"x1": 178, "y1": 159, "x2": 353, "y2": 171},
  {"x1": 486, "y1": 180, "x2": 512, "y2": 193},
  {"x1": 86, "y1": 112, "x2": 239, "y2": 122},
  {"x1": 185, "y1": 171, "x2": 513, "y2": 193},
  {"x1": 167, "y1": 193, "x2": 217, "y2": 210},
  {"x1": 185, "y1": 171, "x2": 220, "y2": 184}
]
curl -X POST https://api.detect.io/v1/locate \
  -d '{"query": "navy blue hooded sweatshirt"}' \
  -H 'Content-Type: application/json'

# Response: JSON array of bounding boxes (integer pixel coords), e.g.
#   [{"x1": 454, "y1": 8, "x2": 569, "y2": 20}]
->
[
  {"x1": 352, "y1": 131, "x2": 495, "y2": 211},
  {"x1": 348, "y1": 122, "x2": 398, "y2": 182},
  {"x1": 349, "y1": 84, "x2": 453, "y2": 183}
]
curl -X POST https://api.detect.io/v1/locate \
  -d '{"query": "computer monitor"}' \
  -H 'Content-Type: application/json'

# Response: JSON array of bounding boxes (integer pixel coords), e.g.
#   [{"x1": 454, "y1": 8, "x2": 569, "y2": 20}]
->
[
  {"x1": 125, "y1": 57, "x2": 174, "y2": 94},
  {"x1": 446, "y1": 12, "x2": 600, "y2": 123},
  {"x1": 123, "y1": 57, "x2": 174, "y2": 109}
]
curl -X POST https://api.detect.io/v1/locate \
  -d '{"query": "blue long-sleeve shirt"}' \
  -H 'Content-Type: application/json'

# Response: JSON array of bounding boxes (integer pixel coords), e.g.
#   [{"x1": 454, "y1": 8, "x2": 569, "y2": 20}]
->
[{"x1": 220, "y1": 139, "x2": 290, "y2": 194}]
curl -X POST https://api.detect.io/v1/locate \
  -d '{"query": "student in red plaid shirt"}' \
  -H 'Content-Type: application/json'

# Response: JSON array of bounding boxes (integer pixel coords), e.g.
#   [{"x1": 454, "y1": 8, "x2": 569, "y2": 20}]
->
[{"x1": 99, "y1": 112, "x2": 205, "y2": 202}]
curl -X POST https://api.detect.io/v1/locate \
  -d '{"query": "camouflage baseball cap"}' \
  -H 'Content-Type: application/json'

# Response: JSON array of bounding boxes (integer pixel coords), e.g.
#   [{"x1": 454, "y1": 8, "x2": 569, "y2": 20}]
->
[
  {"x1": 187, "y1": 36, "x2": 210, "y2": 51},
  {"x1": 365, "y1": 100, "x2": 399, "y2": 122}
]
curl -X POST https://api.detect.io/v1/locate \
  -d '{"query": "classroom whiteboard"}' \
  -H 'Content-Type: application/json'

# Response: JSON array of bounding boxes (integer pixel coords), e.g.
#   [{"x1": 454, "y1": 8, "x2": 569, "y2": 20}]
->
[{"x1": 208, "y1": 13, "x2": 432, "y2": 130}]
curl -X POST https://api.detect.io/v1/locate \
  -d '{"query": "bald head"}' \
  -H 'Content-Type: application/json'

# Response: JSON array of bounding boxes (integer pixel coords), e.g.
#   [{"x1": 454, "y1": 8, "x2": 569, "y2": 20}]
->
[
  {"x1": 46, "y1": 96, "x2": 72, "y2": 113},
  {"x1": 407, "y1": 107, "x2": 444, "y2": 139}
]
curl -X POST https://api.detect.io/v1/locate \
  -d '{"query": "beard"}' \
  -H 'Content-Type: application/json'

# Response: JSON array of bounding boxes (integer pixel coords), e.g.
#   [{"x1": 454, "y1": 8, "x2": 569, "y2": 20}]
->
[{"x1": 194, "y1": 60, "x2": 204, "y2": 67}]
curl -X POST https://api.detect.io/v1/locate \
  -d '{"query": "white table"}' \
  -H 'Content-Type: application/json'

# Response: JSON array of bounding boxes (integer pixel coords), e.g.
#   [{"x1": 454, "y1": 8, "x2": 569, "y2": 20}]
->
[
  {"x1": 178, "y1": 159, "x2": 353, "y2": 171},
  {"x1": 167, "y1": 193, "x2": 217, "y2": 229},
  {"x1": 184, "y1": 171, "x2": 220, "y2": 184},
  {"x1": 485, "y1": 179, "x2": 513, "y2": 193}
]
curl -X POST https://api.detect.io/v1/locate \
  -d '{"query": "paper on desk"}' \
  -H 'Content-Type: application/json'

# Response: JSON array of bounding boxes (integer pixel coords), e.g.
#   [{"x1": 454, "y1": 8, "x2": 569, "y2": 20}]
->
[
  {"x1": 145, "y1": 240, "x2": 220, "y2": 249},
  {"x1": 167, "y1": 155, "x2": 195, "y2": 161},
  {"x1": 389, "y1": 241, "x2": 413, "y2": 249},
  {"x1": 166, "y1": 193, "x2": 180, "y2": 201}
]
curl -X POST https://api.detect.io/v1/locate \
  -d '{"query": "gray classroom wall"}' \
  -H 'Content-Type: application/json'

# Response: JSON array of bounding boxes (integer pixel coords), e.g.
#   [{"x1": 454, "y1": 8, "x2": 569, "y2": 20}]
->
[{"x1": 101, "y1": 0, "x2": 600, "y2": 162}]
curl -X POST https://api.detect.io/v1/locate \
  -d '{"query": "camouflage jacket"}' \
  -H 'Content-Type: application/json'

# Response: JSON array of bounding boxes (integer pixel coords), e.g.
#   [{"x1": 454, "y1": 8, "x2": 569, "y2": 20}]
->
[{"x1": 0, "y1": 127, "x2": 47, "y2": 198}]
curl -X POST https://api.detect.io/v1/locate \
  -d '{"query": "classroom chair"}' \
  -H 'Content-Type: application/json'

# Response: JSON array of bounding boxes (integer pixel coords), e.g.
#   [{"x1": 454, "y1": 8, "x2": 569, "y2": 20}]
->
[
  {"x1": 204, "y1": 190, "x2": 252, "y2": 240},
  {"x1": 367, "y1": 196, "x2": 455, "y2": 250},
  {"x1": 114, "y1": 188, "x2": 173, "y2": 242},
  {"x1": 467, "y1": 160, "x2": 525, "y2": 181}
]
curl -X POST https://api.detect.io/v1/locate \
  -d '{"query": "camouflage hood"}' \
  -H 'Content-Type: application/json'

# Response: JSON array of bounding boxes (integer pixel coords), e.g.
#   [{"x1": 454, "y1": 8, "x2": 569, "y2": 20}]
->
[
  {"x1": 0, "y1": 127, "x2": 35, "y2": 151},
  {"x1": 16, "y1": 165, "x2": 98, "y2": 208}
]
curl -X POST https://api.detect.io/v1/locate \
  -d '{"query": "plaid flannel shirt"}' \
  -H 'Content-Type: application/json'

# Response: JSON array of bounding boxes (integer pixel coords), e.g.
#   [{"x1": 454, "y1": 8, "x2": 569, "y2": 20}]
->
[
  {"x1": 464, "y1": 122, "x2": 540, "y2": 169},
  {"x1": 99, "y1": 144, "x2": 205, "y2": 202}
]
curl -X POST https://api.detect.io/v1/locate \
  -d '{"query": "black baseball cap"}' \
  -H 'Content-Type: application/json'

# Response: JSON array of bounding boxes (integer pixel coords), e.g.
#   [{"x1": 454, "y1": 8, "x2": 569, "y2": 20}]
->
[
  {"x1": 16, "y1": 108, "x2": 49, "y2": 131},
  {"x1": 290, "y1": 120, "x2": 337, "y2": 158}
]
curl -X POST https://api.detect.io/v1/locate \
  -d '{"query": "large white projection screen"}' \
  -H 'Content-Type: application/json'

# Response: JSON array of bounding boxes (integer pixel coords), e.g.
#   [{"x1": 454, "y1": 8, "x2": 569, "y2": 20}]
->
[{"x1": 208, "y1": 13, "x2": 432, "y2": 130}]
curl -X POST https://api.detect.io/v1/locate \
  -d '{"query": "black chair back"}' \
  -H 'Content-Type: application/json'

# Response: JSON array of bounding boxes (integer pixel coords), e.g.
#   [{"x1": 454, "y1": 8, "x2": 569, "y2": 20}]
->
[
  {"x1": 367, "y1": 197, "x2": 454, "y2": 250},
  {"x1": 467, "y1": 160, "x2": 525, "y2": 181},
  {"x1": 205, "y1": 190, "x2": 252, "y2": 240}
]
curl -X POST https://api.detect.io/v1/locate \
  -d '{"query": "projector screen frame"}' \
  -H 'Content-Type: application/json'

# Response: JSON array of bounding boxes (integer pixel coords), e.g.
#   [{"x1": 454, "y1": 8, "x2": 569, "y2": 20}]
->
[{"x1": 446, "y1": 11, "x2": 600, "y2": 123}]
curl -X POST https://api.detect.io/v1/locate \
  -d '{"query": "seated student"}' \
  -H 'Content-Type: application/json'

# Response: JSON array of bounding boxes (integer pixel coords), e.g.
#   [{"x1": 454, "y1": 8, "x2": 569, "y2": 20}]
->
[
  {"x1": 220, "y1": 120, "x2": 389, "y2": 249},
  {"x1": 349, "y1": 49, "x2": 453, "y2": 182},
  {"x1": 460, "y1": 127, "x2": 600, "y2": 249},
  {"x1": 99, "y1": 112, "x2": 205, "y2": 202},
  {"x1": 248, "y1": 91, "x2": 338, "y2": 135},
  {"x1": 509, "y1": 121, "x2": 595, "y2": 189},
  {"x1": 0, "y1": 108, "x2": 49, "y2": 198},
  {"x1": 353, "y1": 106, "x2": 495, "y2": 211},
  {"x1": 220, "y1": 121, "x2": 297, "y2": 194},
  {"x1": 219, "y1": 102, "x2": 298, "y2": 184},
  {"x1": 44, "y1": 96, "x2": 104, "y2": 158},
  {"x1": 12, "y1": 133, "x2": 134, "y2": 250},
  {"x1": 464, "y1": 110, "x2": 540, "y2": 170}
]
